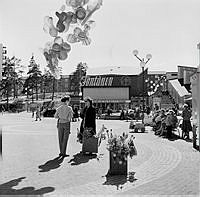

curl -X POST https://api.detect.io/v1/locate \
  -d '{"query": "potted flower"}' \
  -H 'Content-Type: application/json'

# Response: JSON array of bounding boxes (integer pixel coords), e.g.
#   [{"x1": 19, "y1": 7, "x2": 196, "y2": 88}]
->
[{"x1": 106, "y1": 130, "x2": 137, "y2": 175}]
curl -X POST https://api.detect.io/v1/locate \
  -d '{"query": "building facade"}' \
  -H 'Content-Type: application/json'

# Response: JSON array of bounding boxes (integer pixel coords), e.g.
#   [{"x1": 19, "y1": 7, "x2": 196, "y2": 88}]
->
[{"x1": 81, "y1": 73, "x2": 148, "y2": 111}]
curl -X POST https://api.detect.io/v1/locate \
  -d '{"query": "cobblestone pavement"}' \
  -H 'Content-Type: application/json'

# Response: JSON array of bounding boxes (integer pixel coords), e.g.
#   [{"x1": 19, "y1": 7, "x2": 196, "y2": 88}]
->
[{"x1": 0, "y1": 112, "x2": 199, "y2": 196}]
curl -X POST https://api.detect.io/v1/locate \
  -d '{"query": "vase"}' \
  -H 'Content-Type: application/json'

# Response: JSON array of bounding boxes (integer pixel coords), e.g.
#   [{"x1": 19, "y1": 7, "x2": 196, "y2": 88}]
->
[{"x1": 108, "y1": 151, "x2": 128, "y2": 175}]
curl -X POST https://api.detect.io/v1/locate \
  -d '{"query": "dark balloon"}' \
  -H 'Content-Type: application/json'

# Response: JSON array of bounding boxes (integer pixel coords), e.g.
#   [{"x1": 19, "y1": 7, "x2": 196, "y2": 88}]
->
[
  {"x1": 52, "y1": 43, "x2": 61, "y2": 52},
  {"x1": 75, "y1": 7, "x2": 86, "y2": 20}
]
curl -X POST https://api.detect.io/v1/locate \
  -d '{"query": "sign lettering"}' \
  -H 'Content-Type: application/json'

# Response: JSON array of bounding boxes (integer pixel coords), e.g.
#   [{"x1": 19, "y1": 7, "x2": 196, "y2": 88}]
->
[{"x1": 81, "y1": 76, "x2": 114, "y2": 87}]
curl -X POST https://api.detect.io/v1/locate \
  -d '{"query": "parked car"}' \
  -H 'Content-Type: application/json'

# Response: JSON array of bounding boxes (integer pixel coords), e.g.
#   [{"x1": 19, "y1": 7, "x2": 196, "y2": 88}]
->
[{"x1": 42, "y1": 99, "x2": 61, "y2": 117}]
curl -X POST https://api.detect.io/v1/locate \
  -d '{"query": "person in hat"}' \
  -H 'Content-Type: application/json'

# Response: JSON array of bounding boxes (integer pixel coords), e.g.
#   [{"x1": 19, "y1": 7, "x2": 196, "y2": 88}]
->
[
  {"x1": 54, "y1": 96, "x2": 73, "y2": 158},
  {"x1": 181, "y1": 104, "x2": 192, "y2": 139}
]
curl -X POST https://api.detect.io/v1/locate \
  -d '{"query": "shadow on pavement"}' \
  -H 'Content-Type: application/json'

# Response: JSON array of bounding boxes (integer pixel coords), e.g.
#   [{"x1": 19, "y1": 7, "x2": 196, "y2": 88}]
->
[
  {"x1": 68, "y1": 152, "x2": 97, "y2": 165},
  {"x1": 0, "y1": 177, "x2": 54, "y2": 195},
  {"x1": 102, "y1": 171, "x2": 137, "y2": 190},
  {"x1": 38, "y1": 156, "x2": 64, "y2": 172}
]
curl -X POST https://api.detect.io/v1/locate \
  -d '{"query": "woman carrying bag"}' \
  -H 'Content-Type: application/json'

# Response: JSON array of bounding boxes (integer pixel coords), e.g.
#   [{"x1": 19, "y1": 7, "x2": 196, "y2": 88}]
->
[{"x1": 80, "y1": 97, "x2": 97, "y2": 154}]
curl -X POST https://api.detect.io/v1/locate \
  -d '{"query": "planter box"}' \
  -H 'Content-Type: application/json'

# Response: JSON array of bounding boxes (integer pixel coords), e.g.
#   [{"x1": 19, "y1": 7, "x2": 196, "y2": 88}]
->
[
  {"x1": 82, "y1": 136, "x2": 98, "y2": 153},
  {"x1": 108, "y1": 151, "x2": 127, "y2": 175}
]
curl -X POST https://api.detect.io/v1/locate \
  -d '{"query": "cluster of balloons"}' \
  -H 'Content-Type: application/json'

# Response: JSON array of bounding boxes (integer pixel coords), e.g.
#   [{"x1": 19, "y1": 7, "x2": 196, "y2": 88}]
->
[{"x1": 43, "y1": 0, "x2": 103, "y2": 78}]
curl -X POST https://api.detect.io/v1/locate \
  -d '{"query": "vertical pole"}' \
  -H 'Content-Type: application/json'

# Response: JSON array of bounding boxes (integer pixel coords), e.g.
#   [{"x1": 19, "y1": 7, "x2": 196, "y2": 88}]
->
[
  {"x1": 6, "y1": 81, "x2": 9, "y2": 111},
  {"x1": 52, "y1": 77, "x2": 55, "y2": 101},
  {"x1": 32, "y1": 88, "x2": 34, "y2": 103},
  {"x1": 197, "y1": 43, "x2": 200, "y2": 151},
  {"x1": 142, "y1": 66, "x2": 145, "y2": 124},
  {"x1": 13, "y1": 63, "x2": 16, "y2": 98}
]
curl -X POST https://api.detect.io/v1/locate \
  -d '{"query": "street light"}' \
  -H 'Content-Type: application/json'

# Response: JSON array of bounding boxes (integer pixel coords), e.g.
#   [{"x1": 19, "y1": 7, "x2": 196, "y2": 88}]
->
[{"x1": 132, "y1": 50, "x2": 152, "y2": 124}]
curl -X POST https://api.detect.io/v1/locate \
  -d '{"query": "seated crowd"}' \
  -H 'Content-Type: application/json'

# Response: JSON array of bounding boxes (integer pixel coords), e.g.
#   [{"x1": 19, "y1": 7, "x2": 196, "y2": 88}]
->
[{"x1": 152, "y1": 108, "x2": 178, "y2": 139}]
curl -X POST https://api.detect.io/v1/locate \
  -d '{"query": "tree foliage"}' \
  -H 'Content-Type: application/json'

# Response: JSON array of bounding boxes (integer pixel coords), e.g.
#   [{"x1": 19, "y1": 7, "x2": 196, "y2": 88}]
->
[
  {"x1": 22, "y1": 55, "x2": 42, "y2": 100},
  {"x1": 69, "y1": 62, "x2": 87, "y2": 95}
]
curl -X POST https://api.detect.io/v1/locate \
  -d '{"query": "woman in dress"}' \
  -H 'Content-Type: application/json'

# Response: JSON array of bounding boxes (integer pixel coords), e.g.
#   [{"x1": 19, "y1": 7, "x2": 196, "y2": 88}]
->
[
  {"x1": 181, "y1": 104, "x2": 192, "y2": 139},
  {"x1": 79, "y1": 97, "x2": 96, "y2": 143}
]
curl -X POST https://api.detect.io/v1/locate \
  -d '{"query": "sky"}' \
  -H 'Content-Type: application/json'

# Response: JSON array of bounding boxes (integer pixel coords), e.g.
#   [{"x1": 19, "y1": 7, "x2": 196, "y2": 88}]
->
[{"x1": 1, "y1": 0, "x2": 200, "y2": 75}]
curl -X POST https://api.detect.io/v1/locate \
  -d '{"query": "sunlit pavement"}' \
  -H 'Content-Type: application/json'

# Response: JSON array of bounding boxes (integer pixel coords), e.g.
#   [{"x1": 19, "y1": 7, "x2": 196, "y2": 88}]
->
[{"x1": 0, "y1": 112, "x2": 199, "y2": 196}]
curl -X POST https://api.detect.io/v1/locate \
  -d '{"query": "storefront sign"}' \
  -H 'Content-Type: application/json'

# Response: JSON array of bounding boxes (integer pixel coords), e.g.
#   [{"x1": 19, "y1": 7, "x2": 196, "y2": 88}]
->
[{"x1": 81, "y1": 76, "x2": 114, "y2": 86}]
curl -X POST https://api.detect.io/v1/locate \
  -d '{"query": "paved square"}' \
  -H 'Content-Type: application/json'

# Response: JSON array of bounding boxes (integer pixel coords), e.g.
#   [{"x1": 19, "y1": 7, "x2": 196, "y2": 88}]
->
[{"x1": 0, "y1": 112, "x2": 199, "y2": 196}]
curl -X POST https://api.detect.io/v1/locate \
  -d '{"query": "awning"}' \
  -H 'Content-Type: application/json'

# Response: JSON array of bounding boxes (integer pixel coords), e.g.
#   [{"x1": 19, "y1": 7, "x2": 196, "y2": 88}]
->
[{"x1": 168, "y1": 79, "x2": 191, "y2": 97}]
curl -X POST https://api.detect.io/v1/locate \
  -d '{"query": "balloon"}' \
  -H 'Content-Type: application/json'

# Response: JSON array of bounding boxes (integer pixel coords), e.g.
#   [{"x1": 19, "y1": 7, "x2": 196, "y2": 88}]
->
[
  {"x1": 82, "y1": 37, "x2": 91, "y2": 45},
  {"x1": 43, "y1": 24, "x2": 49, "y2": 33},
  {"x1": 67, "y1": 34, "x2": 79, "y2": 43},
  {"x1": 52, "y1": 43, "x2": 61, "y2": 52},
  {"x1": 48, "y1": 17, "x2": 58, "y2": 37},
  {"x1": 74, "y1": 27, "x2": 82, "y2": 35},
  {"x1": 60, "y1": 5, "x2": 66, "y2": 12},
  {"x1": 66, "y1": 0, "x2": 83, "y2": 8},
  {"x1": 45, "y1": 41, "x2": 53, "y2": 50},
  {"x1": 55, "y1": 12, "x2": 69, "y2": 32},
  {"x1": 54, "y1": 37, "x2": 63, "y2": 45},
  {"x1": 44, "y1": 16, "x2": 51, "y2": 25},
  {"x1": 87, "y1": 0, "x2": 102, "y2": 10},
  {"x1": 77, "y1": 31, "x2": 87, "y2": 41},
  {"x1": 58, "y1": 50, "x2": 68, "y2": 60},
  {"x1": 43, "y1": 0, "x2": 103, "y2": 76},
  {"x1": 75, "y1": 7, "x2": 86, "y2": 20},
  {"x1": 81, "y1": 0, "x2": 102, "y2": 25},
  {"x1": 61, "y1": 42, "x2": 71, "y2": 52},
  {"x1": 85, "y1": 20, "x2": 96, "y2": 29},
  {"x1": 67, "y1": 12, "x2": 77, "y2": 24}
]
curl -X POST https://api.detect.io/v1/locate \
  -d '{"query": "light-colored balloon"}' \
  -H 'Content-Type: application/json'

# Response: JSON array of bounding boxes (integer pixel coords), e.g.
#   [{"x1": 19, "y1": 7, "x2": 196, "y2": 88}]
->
[
  {"x1": 49, "y1": 17, "x2": 58, "y2": 37},
  {"x1": 63, "y1": 21, "x2": 70, "y2": 32},
  {"x1": 74, "y1": 27, "x2": 82, "y2": 35},
  {"x1": 44, "y1": 16, "x2": 51, "y2": 26},
  {"x1": 43, "y1": 24, "x2": 49, "y2": 33},
  {"x1": 67, "y1": 34, "x2": 79, "y2": 43},
  {"x1": 82, "y1": 37, "x2": 91, "y2": 45},
  {"x1": 60, "y1": 5, "x2": 66, "y2": 12},
  {"x1": 78, "y1": 31, "x2": 87, "y2": 41},
  {"x1": 54, "y1": 37, "x2": 63, "y2": 45},
  {"x1": 45, "y1": 41, "x2": 53, "y2": 50},
  {"x1": 66, "y1": 0, "x2": 83, "y2": 8}
]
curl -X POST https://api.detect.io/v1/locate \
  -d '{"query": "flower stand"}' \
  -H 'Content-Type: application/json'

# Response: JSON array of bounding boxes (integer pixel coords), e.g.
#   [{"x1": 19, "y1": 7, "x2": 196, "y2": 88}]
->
[
  {"x1": 108, "y1": 151, "x2": 128, "y2": 175},
  {"x1": 82, "y1": 136, "x2": 98, "y2": 153}
]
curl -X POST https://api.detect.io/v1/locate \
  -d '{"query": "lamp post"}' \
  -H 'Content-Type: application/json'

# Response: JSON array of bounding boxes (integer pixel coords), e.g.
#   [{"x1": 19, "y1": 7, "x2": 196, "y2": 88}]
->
[{"x1": 132, "y1": 50, "x2": 152, "y2": 124}]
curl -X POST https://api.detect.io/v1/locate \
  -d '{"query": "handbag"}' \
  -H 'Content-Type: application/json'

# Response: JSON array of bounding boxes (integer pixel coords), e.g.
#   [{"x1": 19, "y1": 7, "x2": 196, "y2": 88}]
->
[{"x1": 83, "y1": 127, "x2": 95, "y2": 139}]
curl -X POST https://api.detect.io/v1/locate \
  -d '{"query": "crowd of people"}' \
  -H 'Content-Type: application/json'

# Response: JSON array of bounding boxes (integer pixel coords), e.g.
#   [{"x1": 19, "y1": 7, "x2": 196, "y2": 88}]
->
[
  {"x1": 152, "y1": 104, "x2": 192, "y2": 140},
  {"x1": 27, "y1": 95, "x2": 193, "y2": 158}
]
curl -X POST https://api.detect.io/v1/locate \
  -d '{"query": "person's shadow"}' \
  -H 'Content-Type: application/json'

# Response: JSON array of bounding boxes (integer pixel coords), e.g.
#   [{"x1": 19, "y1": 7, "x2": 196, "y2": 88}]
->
[
  {"x1": 38, "y1": 156, "x2": 65, "y2": 172},
  {"x1": 68, "y1": 152, "x2": 97, "y2": 166},
  {"x1": 102, "y1": 172, "x2": 137, "y2": 190},
  {"x1": 0, "y1": 177, "x2": 54, "y2": 195}
]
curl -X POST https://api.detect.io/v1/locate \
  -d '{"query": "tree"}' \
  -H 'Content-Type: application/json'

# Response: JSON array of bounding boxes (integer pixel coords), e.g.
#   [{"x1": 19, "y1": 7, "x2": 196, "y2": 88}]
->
[
  {"x1": 69, "y1": 62, "x2": 87, "y2": 95},
  {"x1": 23, "y1": 55, "x2": 42, "y2": 101},
  {"x1": 41, "y1": 69, "x2": 54, "y2": 100},
  {"x1": 0, "y1": 57, "x2": 16, "y2": 110},
  {"x1": 10, "y1": 56, "x2": 25, "y2": 98}
]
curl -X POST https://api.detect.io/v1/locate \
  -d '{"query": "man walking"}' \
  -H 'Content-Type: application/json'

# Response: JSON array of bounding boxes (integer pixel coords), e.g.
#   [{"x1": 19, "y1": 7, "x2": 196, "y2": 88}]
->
[{"x1": 54, "y1": 96, "x2": 73, "y2": 158}]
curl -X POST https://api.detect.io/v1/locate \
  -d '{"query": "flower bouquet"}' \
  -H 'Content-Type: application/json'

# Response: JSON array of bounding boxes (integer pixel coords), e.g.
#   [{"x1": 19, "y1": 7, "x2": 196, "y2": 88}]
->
[{"x1": 106, "y1": 130, "x2": 137, "y2": 175}]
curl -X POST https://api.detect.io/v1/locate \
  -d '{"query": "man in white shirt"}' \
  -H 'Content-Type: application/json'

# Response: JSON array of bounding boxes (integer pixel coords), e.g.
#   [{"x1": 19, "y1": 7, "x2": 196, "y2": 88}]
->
[{"x1": 54, "y1": 96, "x2": 73, "y2": 158}]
